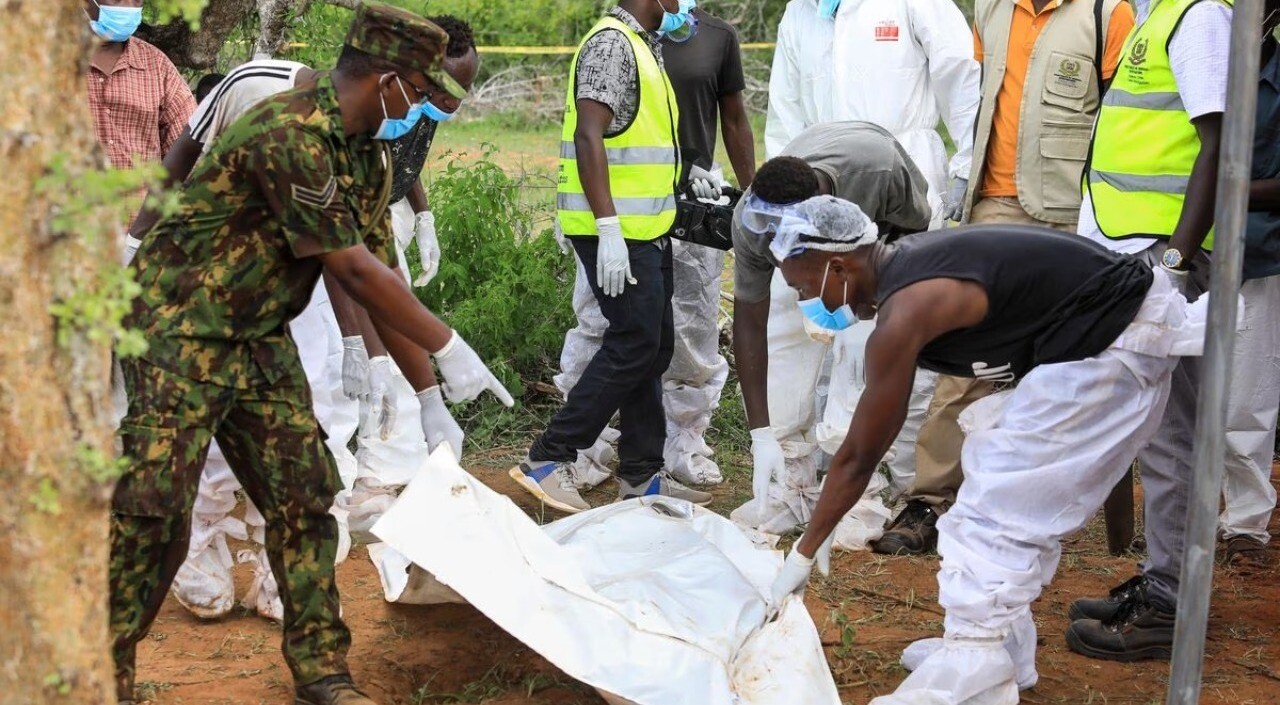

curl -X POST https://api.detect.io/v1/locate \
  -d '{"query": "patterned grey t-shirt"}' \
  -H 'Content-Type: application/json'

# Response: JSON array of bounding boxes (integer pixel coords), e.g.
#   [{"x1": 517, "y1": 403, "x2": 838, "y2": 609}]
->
[{"x1": 574, "y1": 7, "x2": 664, "y2": 136}]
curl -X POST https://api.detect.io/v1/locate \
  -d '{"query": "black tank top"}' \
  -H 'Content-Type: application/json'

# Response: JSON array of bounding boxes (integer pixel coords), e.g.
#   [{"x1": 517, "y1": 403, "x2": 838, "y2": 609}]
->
[{"x1": 874, "y1": 225, "x2": 1153, "y2": 382}]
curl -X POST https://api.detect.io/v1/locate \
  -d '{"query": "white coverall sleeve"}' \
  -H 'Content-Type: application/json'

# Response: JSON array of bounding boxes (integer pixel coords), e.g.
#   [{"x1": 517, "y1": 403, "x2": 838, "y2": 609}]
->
[
  {"x1": 910, "y1": 0, "x2": 981, "y2": 181},
  {"x1": 764, "y1": 7, "x2": 805, "y2": 159}
]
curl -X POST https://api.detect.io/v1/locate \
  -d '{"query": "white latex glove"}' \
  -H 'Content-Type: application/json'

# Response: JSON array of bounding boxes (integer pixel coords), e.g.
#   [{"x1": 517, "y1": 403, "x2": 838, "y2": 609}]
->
[
  {"x1": 942, "y1": 177, "x2": 968, "y2": 222},
  {"x1": 431, "y1": 331, "x2": 516, "y2": 406},
  {"x1": 412, "y1": 211, "x2": 441, "y2": 287},
  {"x1": 750, "y1": 427, "x2": 784, "y2": 512},
  {"x1": 123, "y1": 234, "x2": 142, "y2": 265},
  {"x1": 417, "y1": 385, "x2": 465, "y2": 459},
  {"x1": 768, "y1": 532, "x2": 835, "y2": 611},
  {"x1": 689, "y1": 164, "x2": 731, "y2": 205},
  {"x1": 553, "y1": 218, "x2": 571, "y2": 255},
  {"x1": 1157, "y1": 262, "x2": 1192, "y2": 293},
  {"x1": 595, "y1": 216, "x2": 634, "y2": 298},
  {"x1": 359, "y1": 356, "x2": 398, "y2": 441},
  {"x1": 341, "y1": 336, "x2": 371, "y2": 401}
]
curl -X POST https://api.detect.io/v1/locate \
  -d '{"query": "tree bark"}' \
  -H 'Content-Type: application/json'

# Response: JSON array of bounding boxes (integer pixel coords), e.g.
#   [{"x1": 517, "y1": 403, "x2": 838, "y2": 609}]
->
[
  {"x1": 0, "y1": 2, "x2": 120, "y2": 704},
  {"x1": 138, "y1": 0, "x2": 257, "y2": 69},
  {"x1": 255, "y1": 0, "x2": 314, "y2": 59}
]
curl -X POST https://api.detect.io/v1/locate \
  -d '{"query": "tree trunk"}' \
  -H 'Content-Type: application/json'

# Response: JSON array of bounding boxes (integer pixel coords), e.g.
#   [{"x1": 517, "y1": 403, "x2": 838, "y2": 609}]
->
[
  {"x1": 139, "y1": 0, "x2": 355, "y2": 70},
  {"x1": 255, "y1": 0, "x2": 314, "y2": 59},
  {"x1": 139, "y1": 0, "x2": 257, "y2": 69},
  {"x1": 0, "y1": 3, "x2": 123, "y2": 704}
]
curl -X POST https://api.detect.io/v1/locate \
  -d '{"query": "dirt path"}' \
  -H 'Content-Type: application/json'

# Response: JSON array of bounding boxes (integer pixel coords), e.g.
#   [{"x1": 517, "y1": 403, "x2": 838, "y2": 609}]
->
[{"x1": 140, "y1": 458, "x2": 1280, "y2": 705}]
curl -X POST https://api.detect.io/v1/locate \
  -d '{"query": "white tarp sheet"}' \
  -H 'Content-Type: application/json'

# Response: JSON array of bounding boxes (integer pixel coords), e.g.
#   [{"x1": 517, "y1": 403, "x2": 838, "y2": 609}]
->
[{"x1": 369, "y1": 448, "x2": 841, "y2": 705}]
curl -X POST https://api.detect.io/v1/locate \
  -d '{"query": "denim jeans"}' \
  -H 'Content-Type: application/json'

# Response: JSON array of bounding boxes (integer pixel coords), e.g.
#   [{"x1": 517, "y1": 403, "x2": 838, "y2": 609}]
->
[{"x1": 530, "y1": 236, "x2": 675, "y2": 484}]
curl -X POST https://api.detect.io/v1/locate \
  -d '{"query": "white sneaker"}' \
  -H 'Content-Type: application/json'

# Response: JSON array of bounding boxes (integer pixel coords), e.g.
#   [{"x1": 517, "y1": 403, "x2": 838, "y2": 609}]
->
[{"x1": 618, "y1": 471, "x2": 713, "y2": 506}]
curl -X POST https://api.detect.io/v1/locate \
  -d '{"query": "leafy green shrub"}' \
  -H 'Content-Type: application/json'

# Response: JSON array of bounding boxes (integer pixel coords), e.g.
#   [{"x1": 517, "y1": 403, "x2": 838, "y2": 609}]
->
[{"x1": 408, "y1": 147, "x2": 575, "y2": 401}]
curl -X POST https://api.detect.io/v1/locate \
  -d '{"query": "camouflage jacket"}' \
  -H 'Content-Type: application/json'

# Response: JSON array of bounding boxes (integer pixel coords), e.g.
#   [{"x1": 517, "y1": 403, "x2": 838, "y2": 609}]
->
[{"x1": 128, "y1": 73, "x2": 395, "y2": 389}]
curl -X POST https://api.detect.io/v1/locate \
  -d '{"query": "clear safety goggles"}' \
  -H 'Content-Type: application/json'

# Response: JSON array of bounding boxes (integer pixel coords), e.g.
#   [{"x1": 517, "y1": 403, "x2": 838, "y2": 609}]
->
[
  {"x1": 768, "y1": 215, "x2": 822, "y2": 262},
  {"x1": 739, "y1": 192, "x2": 803, "y2": 237}
]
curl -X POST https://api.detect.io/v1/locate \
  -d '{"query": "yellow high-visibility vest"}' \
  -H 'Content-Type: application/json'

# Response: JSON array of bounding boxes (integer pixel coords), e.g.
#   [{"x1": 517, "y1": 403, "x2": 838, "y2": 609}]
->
[
  {"x1": 1086, "y1": 0, "x2": 1232, "y2": 250},
  {"x1": 557, "y1": 16, "x2": 680, "y2": 241}
]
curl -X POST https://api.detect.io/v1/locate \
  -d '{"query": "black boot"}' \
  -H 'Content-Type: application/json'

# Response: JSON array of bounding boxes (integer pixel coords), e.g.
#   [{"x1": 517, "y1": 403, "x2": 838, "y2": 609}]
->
[
  {"x1": 871, "y1": 500, "x2": 939, "y2": 556},
  {"x1": 1067, "y1": 574, "x2": 1147, "y2": 622},
  {"x1": 1064, "y1": 595, "x2": 1175, "y2": 662}
]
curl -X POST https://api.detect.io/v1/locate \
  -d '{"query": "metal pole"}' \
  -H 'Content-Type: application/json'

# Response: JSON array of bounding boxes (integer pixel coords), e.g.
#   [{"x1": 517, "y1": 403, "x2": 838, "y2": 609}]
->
[{"x1": 1167, "y1": 2, "x2": 1263, "y2": 703}]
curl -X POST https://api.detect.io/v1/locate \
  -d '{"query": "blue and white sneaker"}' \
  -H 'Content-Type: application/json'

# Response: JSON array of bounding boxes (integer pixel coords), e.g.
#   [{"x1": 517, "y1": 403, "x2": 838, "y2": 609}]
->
[
  {"x1": 617, "y1": 471, "x2": 713, "y2": 506},
  {"x1": 509, "y1": 459, "x2": 591, "y2": 514}
]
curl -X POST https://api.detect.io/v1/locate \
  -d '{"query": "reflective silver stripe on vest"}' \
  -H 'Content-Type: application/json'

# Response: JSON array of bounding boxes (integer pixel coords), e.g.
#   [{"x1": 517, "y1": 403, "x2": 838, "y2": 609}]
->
[
  {"x1": 1102, "y1": 88, "x2": 1186, "y2": 112},
  {"x1": 559, "y1": 141, "x2": 676, "y2": 165},
  {"x1": 556, "y1": 193, "x2": 677, "y2": 216},
  {"x1": 1091, "y1": 169, "x2": 1190, "y2": 195}
]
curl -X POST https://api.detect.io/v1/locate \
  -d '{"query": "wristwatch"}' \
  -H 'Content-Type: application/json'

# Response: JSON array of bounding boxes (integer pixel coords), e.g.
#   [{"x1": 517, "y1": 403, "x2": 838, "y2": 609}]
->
[{"x1": 1161, "y1": 247, "x2": 1187, "y2": 271}]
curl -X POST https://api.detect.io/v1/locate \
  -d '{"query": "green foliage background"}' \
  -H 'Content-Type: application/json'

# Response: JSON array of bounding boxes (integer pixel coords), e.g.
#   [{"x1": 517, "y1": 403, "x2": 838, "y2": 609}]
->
[{"x1": 408, "y1": 148, "x2": 575, "y2": 398}]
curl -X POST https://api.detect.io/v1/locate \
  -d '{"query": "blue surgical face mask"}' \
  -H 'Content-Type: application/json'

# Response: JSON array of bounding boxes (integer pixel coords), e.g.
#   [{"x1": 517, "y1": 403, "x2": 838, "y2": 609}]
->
[
  {"x1": 797, "y1": 260, "x2": 856, "y2": 342},
  {"x1": 422, "y1": 99, "x2": 456, "y2": 123},
  {"x1": 373, "y1": 77, "x2": 424, "y2": 141},
  {"x1": 657, "y1": 0, "x2": 699, "y2": 43},
  {"x1": 817, "y1": 0, "x2": 841, "y2": 20},
  {"x1": 89, "y1": 0, "x2": 143, "y2": 42}
]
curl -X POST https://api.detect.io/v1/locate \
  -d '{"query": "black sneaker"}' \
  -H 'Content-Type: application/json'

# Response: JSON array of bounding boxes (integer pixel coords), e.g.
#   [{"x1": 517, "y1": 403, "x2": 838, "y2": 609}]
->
[
  {"x1": 1064, "y1": 596, "x2": 1175, "y2": 662},
  {"x1": 870, "y1": 500, "x2": 939, "y2": 556},
  {"x1": 1067, "y1": 575, "x2": 1147, "y2": 622}
]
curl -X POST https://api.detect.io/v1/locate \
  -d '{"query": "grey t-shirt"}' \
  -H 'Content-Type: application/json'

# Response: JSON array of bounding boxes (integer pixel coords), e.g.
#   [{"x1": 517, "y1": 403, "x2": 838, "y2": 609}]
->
[{"x1": 732, "y1": 121, "x2": 932, "y2": 303}]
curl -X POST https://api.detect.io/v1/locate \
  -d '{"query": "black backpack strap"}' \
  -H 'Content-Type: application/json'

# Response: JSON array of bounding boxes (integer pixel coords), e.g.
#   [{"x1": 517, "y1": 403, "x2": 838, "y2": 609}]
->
[{"x1": 1094, "y1": 0, "x2": 1107, "y2": 96}]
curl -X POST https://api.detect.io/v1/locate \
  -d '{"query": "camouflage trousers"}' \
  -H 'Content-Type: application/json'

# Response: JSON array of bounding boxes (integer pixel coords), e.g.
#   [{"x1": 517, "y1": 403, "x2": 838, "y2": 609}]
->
[{"x1": 109, "y1": 357, "x2": 350, "y2": 698}]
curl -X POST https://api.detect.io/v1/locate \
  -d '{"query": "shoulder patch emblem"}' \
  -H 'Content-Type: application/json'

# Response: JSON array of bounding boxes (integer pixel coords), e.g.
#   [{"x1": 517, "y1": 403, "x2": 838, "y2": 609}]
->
[{"x1": 292, "y1": 177, "x2": 337, "y2": 209}]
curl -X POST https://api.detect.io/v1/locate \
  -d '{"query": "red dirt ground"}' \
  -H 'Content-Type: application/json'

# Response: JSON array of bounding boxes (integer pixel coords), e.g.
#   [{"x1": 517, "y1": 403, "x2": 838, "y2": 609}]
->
[{"x1": 139, "y1": 454, "x2": 1280, "y2": 705}]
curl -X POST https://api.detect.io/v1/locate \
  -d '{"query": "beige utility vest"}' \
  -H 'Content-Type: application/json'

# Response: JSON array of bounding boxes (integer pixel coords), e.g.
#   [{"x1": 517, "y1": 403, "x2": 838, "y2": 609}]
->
[{"x1": 965, "y1": 0, "x2": 1120, "y2": 224}]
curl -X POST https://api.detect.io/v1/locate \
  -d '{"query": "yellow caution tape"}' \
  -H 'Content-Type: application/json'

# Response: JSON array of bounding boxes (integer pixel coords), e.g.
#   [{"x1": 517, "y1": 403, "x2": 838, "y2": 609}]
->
[
  {"x1": 475, "y1": 42, "x2": 776, "y2": 54},
  {"x1": 281, "y1": 42, "x2": 775, "y2": 55}
]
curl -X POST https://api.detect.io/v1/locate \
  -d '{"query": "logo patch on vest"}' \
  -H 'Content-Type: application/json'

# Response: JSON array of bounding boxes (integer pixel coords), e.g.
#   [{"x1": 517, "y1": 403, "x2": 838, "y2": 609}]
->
[
  {"x1": 874, "y1": 21, "x2": 900, "y2": 42},
  {"x1": 1050, "y1": 56, "x2": 1088, "y2": 94},
  {"x1": 1128, "y1": 38, "x2": 1150, "y2": 67}
]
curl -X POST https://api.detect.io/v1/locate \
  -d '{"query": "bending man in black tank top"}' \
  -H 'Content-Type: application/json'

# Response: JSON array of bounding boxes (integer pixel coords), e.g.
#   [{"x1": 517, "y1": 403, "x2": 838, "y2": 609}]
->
[{"x1": 757, "y1": 196, "x2": 1208, "y2": 702}]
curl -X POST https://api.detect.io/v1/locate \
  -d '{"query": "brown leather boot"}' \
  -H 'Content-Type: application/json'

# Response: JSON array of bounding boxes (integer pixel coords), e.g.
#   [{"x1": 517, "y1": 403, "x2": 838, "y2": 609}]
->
[{"x1": 295, "y1": 675, "x2": 379, "y2": 705}]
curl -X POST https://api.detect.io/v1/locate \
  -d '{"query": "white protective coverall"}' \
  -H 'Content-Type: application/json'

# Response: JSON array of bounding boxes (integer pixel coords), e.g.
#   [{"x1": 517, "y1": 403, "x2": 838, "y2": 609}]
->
[
  {"x1": 881, "y1": 272, "x2": 1210, "y2": 705},
  {"x1": 741, "y1": 0, "x2": 978, "y2": 547},
  {"x1": 765, "y1": 0, "x2": 978, "y2": 225},
  {"x1": 557, "y1": 236, "x2": 730, "y2": 488},
  {"x1": 173, "y1": 203, "x2": 430, "y2": 620},
  {"x1": 728, "y1": 274, "x2": 936, "y2": 548},
  {"x1": 1219, "y1": 274, "x2": 1280, "y2": 544}
]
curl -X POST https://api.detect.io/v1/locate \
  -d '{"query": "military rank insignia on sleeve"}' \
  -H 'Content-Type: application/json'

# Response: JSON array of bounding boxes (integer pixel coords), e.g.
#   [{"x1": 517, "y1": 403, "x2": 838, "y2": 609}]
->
[{"x1": 292, "y1": 177, "x2": 338, "y2": 209}]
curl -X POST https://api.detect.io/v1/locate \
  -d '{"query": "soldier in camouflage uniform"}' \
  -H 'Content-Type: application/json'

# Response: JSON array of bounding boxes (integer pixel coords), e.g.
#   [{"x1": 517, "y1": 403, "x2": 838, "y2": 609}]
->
[{"x1": 108, "y1": 6, "x2": 510, "y2": 705}]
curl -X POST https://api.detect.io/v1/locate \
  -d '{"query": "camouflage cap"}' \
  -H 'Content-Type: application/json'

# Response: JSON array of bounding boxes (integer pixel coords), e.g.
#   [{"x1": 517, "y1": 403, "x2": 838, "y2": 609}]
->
[{"x1": 345, "y1": 3, "x2": 467, "y2": 99}]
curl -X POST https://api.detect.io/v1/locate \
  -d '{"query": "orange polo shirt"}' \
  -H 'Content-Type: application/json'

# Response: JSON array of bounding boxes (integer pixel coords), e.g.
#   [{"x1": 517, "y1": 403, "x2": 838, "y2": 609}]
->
[{"x1": 974, "y1": 0, "x2": 1135, "y2": 198}]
